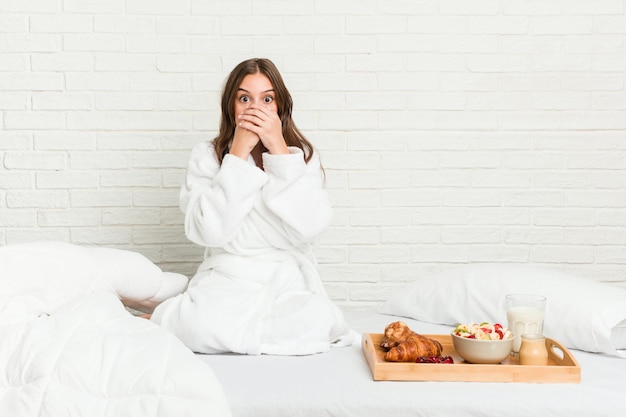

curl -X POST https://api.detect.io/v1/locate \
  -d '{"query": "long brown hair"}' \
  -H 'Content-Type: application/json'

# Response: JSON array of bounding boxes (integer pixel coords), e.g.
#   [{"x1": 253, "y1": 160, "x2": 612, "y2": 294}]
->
[{"x1": 213, "y1": 58, "x2": 314, "y2": 165}]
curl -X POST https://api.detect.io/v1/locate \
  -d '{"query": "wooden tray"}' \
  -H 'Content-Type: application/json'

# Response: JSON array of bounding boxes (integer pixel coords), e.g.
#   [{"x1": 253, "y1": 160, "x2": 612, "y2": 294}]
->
[{"x1": 362, "y1": 333, "x2": 580, "y2": 383}]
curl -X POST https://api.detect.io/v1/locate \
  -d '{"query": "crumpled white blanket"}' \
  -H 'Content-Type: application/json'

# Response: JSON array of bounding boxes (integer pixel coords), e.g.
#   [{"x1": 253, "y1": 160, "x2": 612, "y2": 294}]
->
[{"x1": 0, "y1": 241, "x2": 233, "y2": 417}]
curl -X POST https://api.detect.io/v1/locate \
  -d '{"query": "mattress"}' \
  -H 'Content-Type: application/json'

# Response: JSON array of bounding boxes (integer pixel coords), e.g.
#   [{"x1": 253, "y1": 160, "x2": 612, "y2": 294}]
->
[{"x1": 197, "y1": 311, "x2": 626, "y2": 417}]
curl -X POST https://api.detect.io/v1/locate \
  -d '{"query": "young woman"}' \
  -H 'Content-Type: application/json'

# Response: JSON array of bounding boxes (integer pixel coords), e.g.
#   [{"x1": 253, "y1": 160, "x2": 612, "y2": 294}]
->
[{"x1": 150, "y1": 58, "x2": 354, "y2": 355}]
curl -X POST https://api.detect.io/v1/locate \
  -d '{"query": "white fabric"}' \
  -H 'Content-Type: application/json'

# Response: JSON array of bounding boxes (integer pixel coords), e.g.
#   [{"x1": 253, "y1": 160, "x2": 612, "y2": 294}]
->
[
  {"x1": 0, "y1": 241, "x2": 189, "y2": 320},
  {"x1": 379, "y1": 264, "x2": 626, "y2": 357},
  {"x1": 199, "y1": 311, "x2": 626, "y2": 417},
  {"x1": 151, "y1": 143, "x2": 354, "y2": 355},
  {"x1": 0, "y1": 241, "x2": 232, "y2": 417}
]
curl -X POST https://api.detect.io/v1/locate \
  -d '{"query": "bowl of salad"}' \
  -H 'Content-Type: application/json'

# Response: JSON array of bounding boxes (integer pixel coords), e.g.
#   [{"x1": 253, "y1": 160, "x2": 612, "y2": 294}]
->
[{"x1": 451, "y1": 322, "x2": 514, "y2": 364}]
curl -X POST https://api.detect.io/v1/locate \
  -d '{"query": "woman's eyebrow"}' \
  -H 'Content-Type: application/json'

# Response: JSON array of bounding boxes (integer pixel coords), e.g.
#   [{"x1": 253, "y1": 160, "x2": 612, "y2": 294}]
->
[{"x1": 237, "y1": 88, "x2": 275, "y2": 93}]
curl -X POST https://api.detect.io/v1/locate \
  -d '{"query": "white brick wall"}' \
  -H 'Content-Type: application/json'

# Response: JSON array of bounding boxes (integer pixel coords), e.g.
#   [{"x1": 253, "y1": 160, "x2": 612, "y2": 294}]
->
[{"x1": 2, "y1": 0, "x2": 626, "y2": 310}]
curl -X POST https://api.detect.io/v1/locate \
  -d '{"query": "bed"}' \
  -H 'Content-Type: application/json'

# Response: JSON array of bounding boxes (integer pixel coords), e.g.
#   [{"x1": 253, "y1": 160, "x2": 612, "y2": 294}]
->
[
  {"x1": 3, "y1": 242, "x2": 626, "y2": 417},
  {"x1": 200, "y1": 310, "x2": 626, "y2": 417},
  {"x1": 199, "y1": 263, "x2": 626, "y2": 417},
  {"x1": 0, "y1": 241, "x2": 232, "y2": 417}
]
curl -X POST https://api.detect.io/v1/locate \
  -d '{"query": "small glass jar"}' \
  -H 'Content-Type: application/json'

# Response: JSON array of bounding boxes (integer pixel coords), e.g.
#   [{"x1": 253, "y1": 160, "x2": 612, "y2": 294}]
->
[{"x1": 519, "y1": 334, "x2": 548, "y2": 366}]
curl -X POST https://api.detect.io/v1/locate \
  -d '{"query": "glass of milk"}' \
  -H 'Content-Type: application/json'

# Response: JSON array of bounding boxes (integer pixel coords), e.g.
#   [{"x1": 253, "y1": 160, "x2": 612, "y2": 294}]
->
[{"x1": 505, "y1": 294, "x2": 547, "y2": 354}]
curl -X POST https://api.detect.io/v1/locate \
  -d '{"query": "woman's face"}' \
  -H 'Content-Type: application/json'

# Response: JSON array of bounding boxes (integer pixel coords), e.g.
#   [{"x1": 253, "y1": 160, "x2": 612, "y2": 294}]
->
[{"x1": 234, "y1": 72, "x2": 278, "y2": 116}]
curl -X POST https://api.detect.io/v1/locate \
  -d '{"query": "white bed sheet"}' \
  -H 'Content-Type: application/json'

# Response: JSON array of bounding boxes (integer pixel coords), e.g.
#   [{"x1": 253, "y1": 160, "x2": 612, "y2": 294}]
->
[{"x1": 197, "y1": 311, "x2": 626, "y2": 417}]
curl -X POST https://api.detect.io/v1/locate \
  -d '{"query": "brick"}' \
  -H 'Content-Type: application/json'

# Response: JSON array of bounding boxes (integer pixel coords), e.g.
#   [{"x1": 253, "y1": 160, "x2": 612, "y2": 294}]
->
[
  {"x1": 349, "y1": 171, "x2": 409, "y2": 189},
  {"x1": 317, "y1": 264, "x2": 379, "y2": 283},
  {"x1": 132, "y1": 226, "x2": 189, "y2": 244},
  {"x1": 0, "y1": 172, "x2": 32, "y2": 189},
  {"x1": 7, "y1": 190, "x2": 68, "y2": 208},
  {"x1": 595, "y1": 247, "x2": 626, "y2": 264},
  {"x1": 442, "y1": 227, "x2": 501, "y2": 244},
  {"x1": 127, "y1": 35, "x2": 191, "y2": 53},
  {"x1": 95, "y1": 93, "x2": 157, "y2": 110},
  {"x1": 67, "y1": 111, "x2": 191, "y2": 131},
  {"x1": 468, "y1": 16, "x2": 528, "y2": 34},
  {"x1": 530, "y1": 245, "x2": 594, "y2": 263},
  {"x1": 441, "y1": 190, "x2": 501, "y2": 207},
  {"x1": 94, "y1": 16, "x2": 154, "y2": 33},
  {"x1": 192, "y1": 0, "x2": 251, "y2": 15},
  {"x1": 439, "y1": 0, "x2": 499, "y2": 15},
  {"x1": 133, "y1": 189, "x2": 179, "y2": 207},
  {"x1": 100, "y1": 171, "x2": 163, "y2": 187},
  {"x1": 0, "y1": 92, "x2": 27, "y2": 110},
  {"x1": 318, "y1": 110, "x2": 378, "y2": 130},
  {"x1": 29, "y1": 14, "x2": 93, "y2": 33},
  {"x1": 126, "y1": 0, "x2": 190, "y2": 15},
  {"x1": 284, "y1": 16, "x2": 343, "y2": 34},
  {"x1": 327, "y1": 190, "x2": 379, "y2": 208},
  {"x1": 469, "y1": 245, "x2": 530, "y2": 262},
  {"x1": 593, "y1": 16, "x2": 626, "y2": 34},
  {"x1": 71, "y1": 228, "x2": 133, "y2": 245},
  {"x1": 563, "y1": 35, "x2": 624, "y2": 54},
  {"x1": 63, "y1": 34, "x2": 125, "y2": 52},
  {"x1": 319, "y1": 227, "x2": 379, "y2": 245},
  {"x1": 350, "y1": 245, "x2": 411, "y2": 264},
  {"x1": 0, "y1": 209, "x2": 36, "y2": 227},
  {"x1": 36, "y1": 171, "x2": 99, "y2": 189},
  {"x1": 102, "y1": 208, "x2": 162, "y2": 225},
  {"x1": 34, "y1": 132, "x2": 96, "y2": 150},
  {"x1": 0, "y1": 35, "x2": 60, "y2": 52},
  {"x1": 0, "y1": 14, "x2": 28, "y2": 32},
  {"x1": 156, "y1": 17, "x2": 217, "y2": 34},
  {"x1": 161, "y1": 244, "x2": 202, "y2": 263},
  {"x1": 66, "y1": 73, "x2": 129, "y2": 91},
  {"x1": 161, "y1": 207, "x2": 185, "y2": 225},
  {"x1": 346, "y1": 91, "x2": 404, "y2": 110},
  {"x1": 410, "y1": 245, "x2": 470, "y2": 263},
  {"x1": 381, "y1": 227, "x2": 439, "y2": 244},
  {"x1": 4, "y1": 111, "x2": 65, "y2": 130},
  {"x1": 4, "y1": 151, "x2": 66, "y2": 170},
  {"x1": 70, "y1": 190, "x2": 132, "y2": 207},
  {"x1": 69, "y1": 152, "x2": 130, "y2": 169},
  {"x1": 566, "y1": 0, "x2": 624, "y2": 15},
  {"x1": 380, "y1": 152, "x2": 438, "y2": 170},
  {"x1": 38, "y1": 209, "x2": 101, "y2": 227},
  {"x1": 130, "y1": 151, "x2": 188, "y2": 168},
  {"x1": 95, "y1": 53, "x2": 156, "y2": 72},
  {"x1": 130, "y1": 73, "x2": 191, "y2": 92},
  {"x1": 0, "y1": 54, "x2": 28, "y2": 72},
  {"x1": 157, "y1": 55, "x2": 219, "y2": 73},
  {"x1": 0, "y1": 133, "x2": 32, "y2": 150},
  {"x1": 531, "y1": 16, "x2": 593, "y2": 34},
  {"x1": 32, "y1": 92, "x2": 93, "y2": 110},
  {"x1": 470, "y1": 208, "x2": 531, "y2": 225},
  {"x1": 162, "y1": 169, "x2": 186, "y2": 188},
  {"x1": 5, "y1": 229, "x2": 70, "y2": 244},
  {"x1": 534, "y1": 209, "x2": 596, "y2": 226},
  {"x1": 63, "y1": 0, "x2": 124, "y2": 14},
  {"x1": 380, "y1": 189, "x2": 440, "y2": 207},
  {"x1": 0, "y1": 73, "x2": 64, "y2": 91}
]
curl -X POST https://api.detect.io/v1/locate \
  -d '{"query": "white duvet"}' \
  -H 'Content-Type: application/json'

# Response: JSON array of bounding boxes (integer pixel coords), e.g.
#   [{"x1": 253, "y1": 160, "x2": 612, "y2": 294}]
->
[{"x1": 0, "y1": 241, "x2": 232, "y2": 417}]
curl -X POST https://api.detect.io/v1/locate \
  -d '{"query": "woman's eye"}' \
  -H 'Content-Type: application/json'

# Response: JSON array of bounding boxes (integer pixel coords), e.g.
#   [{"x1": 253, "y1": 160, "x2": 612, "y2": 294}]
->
[
  {"x1": 264, "y1": 96, "x2": 274, "y2": 104},
  {"x1": 239, "y1": 96, "x2": 249, "y2": 103}
]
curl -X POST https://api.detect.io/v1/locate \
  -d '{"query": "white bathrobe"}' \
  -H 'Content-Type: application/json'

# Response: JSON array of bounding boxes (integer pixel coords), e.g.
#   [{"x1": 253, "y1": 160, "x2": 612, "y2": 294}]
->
[{"x1": 151, "y1": 142, "x2": 354, "y2": 355}]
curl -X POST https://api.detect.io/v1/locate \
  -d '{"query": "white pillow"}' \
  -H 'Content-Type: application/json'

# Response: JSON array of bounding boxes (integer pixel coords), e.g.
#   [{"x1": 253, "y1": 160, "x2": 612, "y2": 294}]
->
[
  {"x1": 0, "y1": 241, "x2": 188, "y2": 321},
  {"x1": 379, "y1": 264, "x2": 626, "y2": 357}
]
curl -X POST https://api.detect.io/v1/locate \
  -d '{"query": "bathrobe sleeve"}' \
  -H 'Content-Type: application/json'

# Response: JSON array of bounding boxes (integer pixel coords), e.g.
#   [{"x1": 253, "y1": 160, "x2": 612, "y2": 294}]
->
[
  {"x1": 262, "y1": 147, "x2": 333, "y2": 241},
  {"x1": 180, "y1": 142, "x2": 332, "y2": 248},
  {"x1": 180, "y1": 142, "x2": 268, "y2": 247}
]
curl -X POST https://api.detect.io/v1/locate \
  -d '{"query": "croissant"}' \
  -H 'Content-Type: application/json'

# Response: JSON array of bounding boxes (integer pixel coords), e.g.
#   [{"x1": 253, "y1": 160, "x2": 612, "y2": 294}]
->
[
  {"x1": 384, "y1": 333, "x2": 443, "y2": 362},
  {"x1": 379, "y1": 321, "x2": 415, "y2": 350}
]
